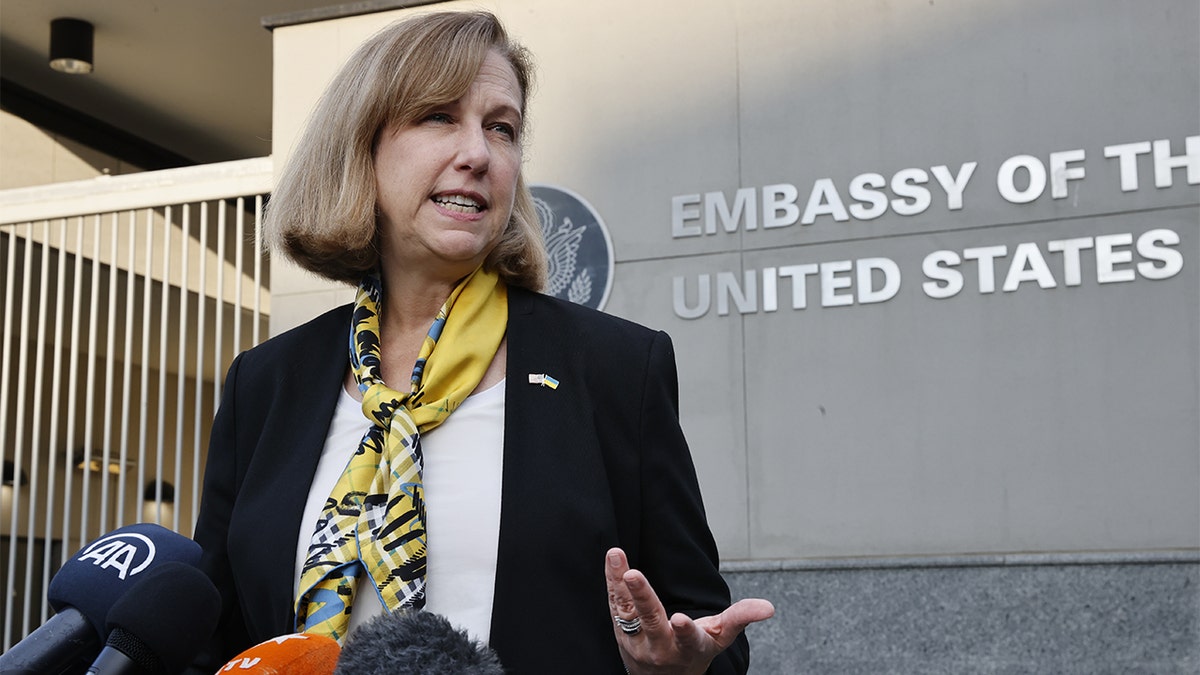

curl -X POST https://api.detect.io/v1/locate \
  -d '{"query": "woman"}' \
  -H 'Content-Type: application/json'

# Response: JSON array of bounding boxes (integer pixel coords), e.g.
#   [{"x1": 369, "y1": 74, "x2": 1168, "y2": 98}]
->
[{"x1": 191, "y1": 11, "x2": 772, "y2": 674}]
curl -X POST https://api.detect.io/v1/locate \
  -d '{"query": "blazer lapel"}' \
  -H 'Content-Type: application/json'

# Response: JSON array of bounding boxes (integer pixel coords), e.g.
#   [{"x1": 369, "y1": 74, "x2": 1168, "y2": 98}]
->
[
  {"x1": 490, "y1": 288, "x2": 541, "y2": 657},
  {"x1": 487, "y1": 288, "x2": 624, "y2": 672},
  {"x1": 229, "y1": 306, "x2": 351, "y2": 637}
]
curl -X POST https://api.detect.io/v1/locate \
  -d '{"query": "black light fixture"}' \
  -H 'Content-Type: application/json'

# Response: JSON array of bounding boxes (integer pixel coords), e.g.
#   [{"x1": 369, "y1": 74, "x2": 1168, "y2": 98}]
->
[
  {"x1": 2, "y1": 460, "x2": 28, "y2": 487},
  {"x1": 142, "y1": 480, "x2": 176, "y2": 504},
  {"x1": 142, "y1": 479, "x2": 176, "y2": 524},
  {"x1": 49, "y1": 18, "x2": 94, "y2": 74},
  {"x1": 1, "y1": 460, "x2": 27, "y2": 522}
]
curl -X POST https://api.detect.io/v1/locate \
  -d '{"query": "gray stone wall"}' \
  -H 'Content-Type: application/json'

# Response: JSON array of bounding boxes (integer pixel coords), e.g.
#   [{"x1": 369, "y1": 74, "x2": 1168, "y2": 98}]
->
[{"x1": 725, "y1": 553, "x2": 1199, "y2": 674}]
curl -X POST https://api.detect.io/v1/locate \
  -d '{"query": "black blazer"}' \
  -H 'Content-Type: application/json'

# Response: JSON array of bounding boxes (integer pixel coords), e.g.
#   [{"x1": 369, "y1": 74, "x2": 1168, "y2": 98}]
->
[{"x1": 190, "y1": 286, "x2": 749, "y2": 673}]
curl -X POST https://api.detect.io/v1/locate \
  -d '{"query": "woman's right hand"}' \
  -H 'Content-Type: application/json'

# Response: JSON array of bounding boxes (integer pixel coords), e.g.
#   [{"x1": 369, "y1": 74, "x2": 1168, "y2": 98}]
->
[{"x1": 604, "y1": 548, "x2": 775, "y2": 674}]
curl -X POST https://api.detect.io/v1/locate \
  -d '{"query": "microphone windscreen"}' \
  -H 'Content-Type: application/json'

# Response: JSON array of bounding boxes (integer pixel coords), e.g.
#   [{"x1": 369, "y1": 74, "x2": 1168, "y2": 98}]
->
[
  {"x1": 215, "y1": 633, "x2": 340, "y2": 674},
  {"x1": 102, "y1": 560, "x2": 222, "y2": 675},
  {"x1": 334, "y1": 610, "x2": 504, "y2": 675},
  {"x1": 48, "y1": 523, "x2": 202, "y2": 638}
]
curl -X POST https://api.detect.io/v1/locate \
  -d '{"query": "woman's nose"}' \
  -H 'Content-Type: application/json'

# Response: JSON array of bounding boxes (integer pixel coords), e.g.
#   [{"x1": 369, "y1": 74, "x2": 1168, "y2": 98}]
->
[{"x1": 455, "y1": 126, "x2": 490, "y2": 174}]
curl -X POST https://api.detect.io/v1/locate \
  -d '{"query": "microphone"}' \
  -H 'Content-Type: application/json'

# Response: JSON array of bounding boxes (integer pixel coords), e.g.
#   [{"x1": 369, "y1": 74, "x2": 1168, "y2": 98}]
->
[
  {"x1": 86, "y1": 561, "x2": 221, "y2": 674},
  {"x1": 0, "y1": 523, "x2": 202, "y2": 675},
  {"x1": 333, "y1": 610, "x2": 504, "y2": 675},
  {"x1": 214, "y1": 633, "x2": 340, "y2": 674}
]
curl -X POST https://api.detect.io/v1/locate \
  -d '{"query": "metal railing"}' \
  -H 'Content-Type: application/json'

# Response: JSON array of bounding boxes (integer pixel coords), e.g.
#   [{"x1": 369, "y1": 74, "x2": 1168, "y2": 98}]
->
[{"x1": 0, "y1": 157, "x2": 273, "y2": 647}]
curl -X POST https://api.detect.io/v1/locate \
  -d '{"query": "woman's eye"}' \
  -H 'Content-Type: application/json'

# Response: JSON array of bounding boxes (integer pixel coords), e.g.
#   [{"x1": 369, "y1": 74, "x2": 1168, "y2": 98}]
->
[
  {"x1": 422, "y1": 112, "x2": 452, "y2": 124},
  {"x1": 489, "y1": 122, "x2": 517, "y2": 140}
]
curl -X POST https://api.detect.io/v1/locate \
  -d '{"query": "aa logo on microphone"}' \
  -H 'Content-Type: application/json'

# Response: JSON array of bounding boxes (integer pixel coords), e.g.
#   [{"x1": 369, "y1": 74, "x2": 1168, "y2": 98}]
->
[
  {"x1": 531, "y1": 185, "x2": 614, "y2": 311},
  {"x1": 76, "y1": 531, "x2": 157, "y2": 580}
]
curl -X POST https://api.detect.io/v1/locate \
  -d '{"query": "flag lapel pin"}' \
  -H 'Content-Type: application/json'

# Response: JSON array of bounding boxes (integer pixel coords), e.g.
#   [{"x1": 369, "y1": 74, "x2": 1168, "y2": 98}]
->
[{"x1": 528, "y1": 373, "x2": 560, "y2": 390}]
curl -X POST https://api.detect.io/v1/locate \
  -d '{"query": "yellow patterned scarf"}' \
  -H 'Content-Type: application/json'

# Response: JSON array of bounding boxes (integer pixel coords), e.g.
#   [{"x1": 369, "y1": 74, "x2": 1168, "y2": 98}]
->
[{"x1": 295, "y1": 266, "x2": 507, "y2": 640}]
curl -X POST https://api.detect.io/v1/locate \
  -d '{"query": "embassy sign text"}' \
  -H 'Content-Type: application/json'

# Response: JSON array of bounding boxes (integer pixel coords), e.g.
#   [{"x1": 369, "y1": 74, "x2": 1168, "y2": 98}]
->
[{"x1": 669, "y1": 136, "x2": 1197, "y2": 318}]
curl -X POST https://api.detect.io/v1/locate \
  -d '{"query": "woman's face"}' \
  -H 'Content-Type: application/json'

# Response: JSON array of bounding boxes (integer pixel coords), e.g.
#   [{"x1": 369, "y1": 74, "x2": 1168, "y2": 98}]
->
[{"x1": 374, "y1": 50, "x2": 523, "y2": 283}]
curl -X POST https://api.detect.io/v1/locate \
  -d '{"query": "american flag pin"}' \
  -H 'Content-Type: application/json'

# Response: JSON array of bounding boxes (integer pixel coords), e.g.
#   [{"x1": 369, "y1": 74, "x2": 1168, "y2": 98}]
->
[{"x1": 528, "y1": 373, "x2": 560, "y2": 389}]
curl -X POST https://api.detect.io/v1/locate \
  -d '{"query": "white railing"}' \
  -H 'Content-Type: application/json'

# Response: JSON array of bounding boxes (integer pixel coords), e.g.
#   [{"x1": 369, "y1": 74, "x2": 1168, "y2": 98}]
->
[{"x1": 0, "y1": 157, "x2": 273, "y2": 648}]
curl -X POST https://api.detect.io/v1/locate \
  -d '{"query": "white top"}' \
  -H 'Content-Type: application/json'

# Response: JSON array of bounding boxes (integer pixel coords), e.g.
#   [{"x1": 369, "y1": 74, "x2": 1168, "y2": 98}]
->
[{"x1": 294, "y1": 378, "x2": 506, "y2": 643}]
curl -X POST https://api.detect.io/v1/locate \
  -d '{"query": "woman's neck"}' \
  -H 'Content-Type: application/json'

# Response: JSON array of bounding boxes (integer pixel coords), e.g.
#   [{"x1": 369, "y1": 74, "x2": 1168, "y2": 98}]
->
[
  {"x1": 372, "y1": 269, "x2": 462, "y2": 386},
  {"x1": 379, "y1": 269, "x2": 460, "y2": 332}
]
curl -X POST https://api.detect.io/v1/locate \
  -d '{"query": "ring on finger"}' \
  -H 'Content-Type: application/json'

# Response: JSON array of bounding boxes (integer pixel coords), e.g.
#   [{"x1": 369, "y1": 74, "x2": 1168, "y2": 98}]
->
[{"x1": 614, "y1": 615, "x2": 642, "y2": 635}]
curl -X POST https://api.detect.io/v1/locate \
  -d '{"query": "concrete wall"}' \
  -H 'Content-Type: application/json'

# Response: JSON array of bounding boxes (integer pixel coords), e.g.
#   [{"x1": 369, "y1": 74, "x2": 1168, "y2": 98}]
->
[
  {"x1": 0, "y1": 110, "x2": 143, "y2": 189},
  {"x1": 269, "y1": 0, "x2": 1198, "y2": 669},
  {"x1": 271, "y1": 0, "x2": 1198, "y2": 559}
]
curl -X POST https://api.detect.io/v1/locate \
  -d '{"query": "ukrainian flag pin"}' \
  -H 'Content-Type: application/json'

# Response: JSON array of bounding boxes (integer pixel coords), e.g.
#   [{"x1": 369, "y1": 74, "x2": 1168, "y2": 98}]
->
[{"x1": 528, "y1": 373, "x2": 560, "y2": 389}]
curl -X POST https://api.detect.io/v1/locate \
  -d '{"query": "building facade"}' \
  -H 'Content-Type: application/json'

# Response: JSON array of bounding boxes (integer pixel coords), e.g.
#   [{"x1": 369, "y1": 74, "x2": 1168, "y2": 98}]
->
[
  {"x1": 267, "y1": 2, "x2": 1199, "y2": 671},
  {"x1": 2, "y1": 0, "x2": 1197, "y2": 670}
]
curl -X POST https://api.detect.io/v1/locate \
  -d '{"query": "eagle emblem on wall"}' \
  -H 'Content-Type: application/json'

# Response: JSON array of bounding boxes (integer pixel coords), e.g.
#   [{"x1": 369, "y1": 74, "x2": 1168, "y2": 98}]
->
[
  {"x1": 536, "y1": 196, "x2": 592, "y2": 305},
  {"x1": 529, "y1": 184, "x2": 614, "y2": 311}
]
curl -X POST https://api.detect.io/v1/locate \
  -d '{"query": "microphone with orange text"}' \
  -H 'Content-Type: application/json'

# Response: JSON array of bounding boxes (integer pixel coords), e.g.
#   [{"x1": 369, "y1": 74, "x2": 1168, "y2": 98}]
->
[{"x1": 215, "y1": 633, "x2": 340, "y2": 674}]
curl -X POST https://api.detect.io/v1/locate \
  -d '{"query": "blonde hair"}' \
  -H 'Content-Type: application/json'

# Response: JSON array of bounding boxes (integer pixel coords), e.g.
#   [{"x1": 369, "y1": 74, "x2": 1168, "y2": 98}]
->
[{"x1": 266, "y1": 11, "x2": 546, "y2": 290}]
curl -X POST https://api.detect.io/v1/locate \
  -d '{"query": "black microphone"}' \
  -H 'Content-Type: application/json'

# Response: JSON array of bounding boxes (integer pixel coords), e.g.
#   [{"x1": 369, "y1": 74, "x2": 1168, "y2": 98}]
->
[
  {"x1": 0, "y1": 523, "x2": 202, "y2": 675},
  {"x1": 333, "y1": 610, "x2": 504, "y2": 675},
  {"x1": 0, "y1": 607, "x2": 96, "y2": 675},
  {"x1": 86, "y1": 561, "x2": 221, "y2": 674}
]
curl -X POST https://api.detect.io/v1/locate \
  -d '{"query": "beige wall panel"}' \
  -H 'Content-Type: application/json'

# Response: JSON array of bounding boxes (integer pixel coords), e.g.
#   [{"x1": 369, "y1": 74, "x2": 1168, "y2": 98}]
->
[
  {"x1": 270, "y1": 280, "x2": 354, "y2": 336},
  {"x1": 0, "y1": 111, "x2": 136, "y2": 190},
  {"x1": 269, "y1": 0, "x2": 1198, "y2": 563},
  {"x1": 0, "y1": 111, "x2": 138, "y2": 190},
  {"x1": 499, "y1": 0, "x2": 741, "y2": 261},
  {"x1": 733, "y1": 0, "x2": 1198, "y2": 245},
  {"x1": 741, "y1": 212, "x2": 1198, "y2": 558},
  {"x1": 607, "y1": 253, "x2": 750, "y2": 558},
  {"x1": 0, "y1": 112, "x2": 56, "y2": 189}
]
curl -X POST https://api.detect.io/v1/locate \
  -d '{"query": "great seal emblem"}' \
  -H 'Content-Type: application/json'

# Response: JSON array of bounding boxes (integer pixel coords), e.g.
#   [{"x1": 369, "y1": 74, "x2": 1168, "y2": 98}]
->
[{"x1": 530, "y1": 184, "x2": 614, "y2": 311}]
